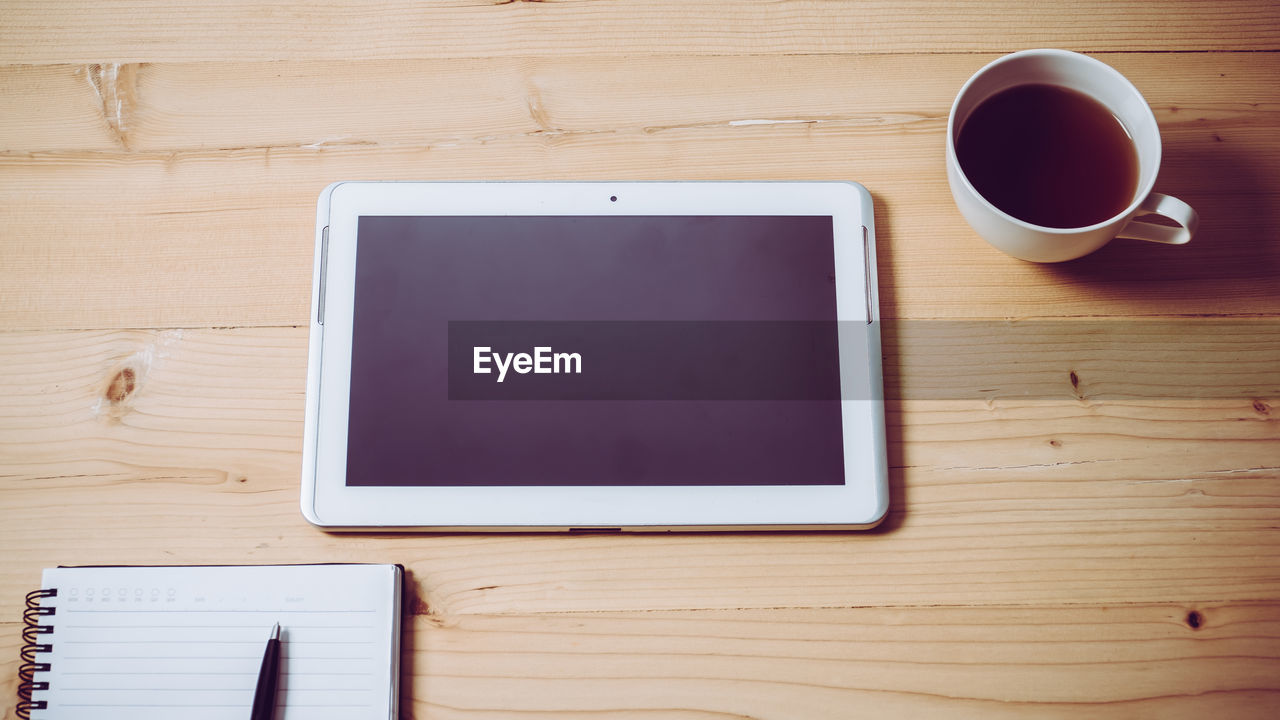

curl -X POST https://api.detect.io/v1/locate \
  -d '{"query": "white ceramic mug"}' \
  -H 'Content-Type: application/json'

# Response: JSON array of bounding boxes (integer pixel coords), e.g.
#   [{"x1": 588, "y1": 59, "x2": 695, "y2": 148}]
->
[{"x1": 946, "y1": 49, "x2": 1198, "y2": 263}]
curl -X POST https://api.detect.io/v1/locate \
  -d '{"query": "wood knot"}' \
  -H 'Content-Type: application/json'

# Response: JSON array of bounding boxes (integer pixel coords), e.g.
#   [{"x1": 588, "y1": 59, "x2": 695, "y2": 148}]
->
[
  {"x1": 105, "y1": 367, "x2": 137, "y2": 404},
  {"x1": 1048, "y1": 439, "x2": 1062, "y2": 448},
  {"x1": 97, "y1": 360, "x2": 148, "y2": 422},
  {"x1": 1252, "y1": 399, "x2": 1271, "y2": 416},
  {"x1": 1068, "y1": 370, "x2": 1085, "y2": 400},
  {"x1": 1186, "y1": 610, "x2": 1203, "y2": 629}
]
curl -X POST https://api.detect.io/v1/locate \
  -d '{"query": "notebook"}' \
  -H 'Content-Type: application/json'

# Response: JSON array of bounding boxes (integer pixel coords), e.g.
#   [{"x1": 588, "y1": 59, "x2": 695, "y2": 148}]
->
[{"x1": 17, "y1": 564, "x2": 402, "y2": 720}]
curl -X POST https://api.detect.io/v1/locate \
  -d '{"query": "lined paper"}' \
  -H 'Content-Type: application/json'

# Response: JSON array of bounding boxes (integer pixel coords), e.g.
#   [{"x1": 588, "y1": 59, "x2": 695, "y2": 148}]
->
[{"x1": 31, "y1": 564, "x2": 400, "y2": 719}]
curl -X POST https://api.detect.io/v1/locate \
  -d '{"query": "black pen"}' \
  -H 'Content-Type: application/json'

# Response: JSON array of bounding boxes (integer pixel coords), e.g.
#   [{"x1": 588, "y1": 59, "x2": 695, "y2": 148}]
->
[{"x1": 250, "y1": 622, "x2": 281, "y2": 720}]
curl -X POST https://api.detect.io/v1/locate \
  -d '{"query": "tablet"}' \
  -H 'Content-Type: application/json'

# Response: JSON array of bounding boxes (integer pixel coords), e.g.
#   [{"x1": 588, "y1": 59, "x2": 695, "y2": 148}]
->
[{"x1": 301, "y1": 182, "x2": 887, "y2": 530}]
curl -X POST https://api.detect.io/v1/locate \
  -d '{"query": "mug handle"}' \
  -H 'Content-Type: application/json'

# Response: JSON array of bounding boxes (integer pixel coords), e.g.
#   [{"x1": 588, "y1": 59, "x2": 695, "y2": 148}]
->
[{"x1": 1116, "y1": 193, "x2": 1199, "y2": 245}]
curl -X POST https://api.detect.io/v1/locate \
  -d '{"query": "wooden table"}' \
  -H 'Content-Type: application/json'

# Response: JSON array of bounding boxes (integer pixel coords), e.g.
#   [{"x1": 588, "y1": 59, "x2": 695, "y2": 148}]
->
[{"x1": 3, "y1": 2, "x2": 1279, "y2": 717}]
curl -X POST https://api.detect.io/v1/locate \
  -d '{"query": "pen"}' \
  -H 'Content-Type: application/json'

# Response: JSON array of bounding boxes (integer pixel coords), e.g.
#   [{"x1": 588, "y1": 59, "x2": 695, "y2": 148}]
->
[{"x1": 250, "y1": 622, "x2": 281, "y2": 720}]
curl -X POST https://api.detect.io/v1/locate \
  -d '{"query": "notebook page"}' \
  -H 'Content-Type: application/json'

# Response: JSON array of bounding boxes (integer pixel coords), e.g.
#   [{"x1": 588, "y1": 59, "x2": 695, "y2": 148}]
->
[{"x1": 31, "y1": 564, "x2": 400, "y2": 720}]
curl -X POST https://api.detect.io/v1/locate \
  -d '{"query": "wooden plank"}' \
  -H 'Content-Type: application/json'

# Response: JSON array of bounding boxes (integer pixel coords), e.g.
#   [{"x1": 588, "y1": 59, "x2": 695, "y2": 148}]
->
[
  {"x1": 4, "y1": 603, "x2": 1280, "y2": 717},
  {"x1": 1, "y1": 1, "x2": 1278, "y2": 64},
  {"x1": 5, "y1": 53, "x2": 1275, "y2": 154},
  {"x1": 886, "y1": 319, "x2": 1280, "y2": 403},
  {"x1": 1, "y1": 53, "x2": 1277, "y2": 330},
  {"x1": 0, "y1": 327, "x2": 1276, "y2": 620},
  {"x1": 401, "y1": 604, "x2": 1280, "y2": 718},
  {"x1": 0, "y1": 65, "x2": 122, "y2": 151}
]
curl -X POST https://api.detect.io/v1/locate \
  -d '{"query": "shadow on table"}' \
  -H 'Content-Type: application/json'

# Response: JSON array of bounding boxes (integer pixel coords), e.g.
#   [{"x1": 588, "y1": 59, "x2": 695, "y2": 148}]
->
[
  {"x1": 865, "y1": 192, "x2": 908, "y2": 536},
  {"x1": 398, "y1": 567, "x2": 423, "y2": 712},
  {"x1": 1044, "y1": 140, "x2": 1278, "y2": 300}
]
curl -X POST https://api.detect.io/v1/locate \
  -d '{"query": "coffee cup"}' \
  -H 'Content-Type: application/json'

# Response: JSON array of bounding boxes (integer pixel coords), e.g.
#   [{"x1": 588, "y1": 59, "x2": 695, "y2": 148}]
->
[{"x1": 946, "y1": 49, "x2": 1198, "y2": 263}]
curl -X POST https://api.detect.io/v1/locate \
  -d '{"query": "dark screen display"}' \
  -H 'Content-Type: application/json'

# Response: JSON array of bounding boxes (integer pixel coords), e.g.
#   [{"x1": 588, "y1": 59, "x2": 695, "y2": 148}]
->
[{"x1": 345, "y1": 216, "x2": 845, "y2": 486}]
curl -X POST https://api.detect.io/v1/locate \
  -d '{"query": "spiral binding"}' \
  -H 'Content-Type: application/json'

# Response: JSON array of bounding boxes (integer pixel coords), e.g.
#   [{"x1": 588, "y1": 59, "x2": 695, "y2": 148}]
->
[{"x1": 16, "y1": 588, "x2": 56, "y2": 720}]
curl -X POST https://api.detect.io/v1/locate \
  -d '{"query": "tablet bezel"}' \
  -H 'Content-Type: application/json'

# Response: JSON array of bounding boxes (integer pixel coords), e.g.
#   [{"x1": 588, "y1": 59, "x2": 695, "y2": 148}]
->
[{"x1": 301, "y1": 181, "x2": 887, "y2": 530}]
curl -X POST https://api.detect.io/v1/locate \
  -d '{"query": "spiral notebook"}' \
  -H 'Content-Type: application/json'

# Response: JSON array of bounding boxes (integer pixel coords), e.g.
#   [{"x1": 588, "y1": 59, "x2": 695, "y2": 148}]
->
[{"x1": 17, "y1": 564, "x2": 402, "y2": 720}]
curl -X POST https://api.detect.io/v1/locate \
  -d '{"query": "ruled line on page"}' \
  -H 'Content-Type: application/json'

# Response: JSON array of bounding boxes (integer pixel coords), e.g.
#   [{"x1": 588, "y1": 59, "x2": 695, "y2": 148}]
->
[
  {"x1": 57, "y1": 702, "x2": 376, "y2": 707},
  {"x1": 60, "y1": 681, "x2": 373, "y2": 691},
  {"x1": 63, "y1": 620, "x2": 373, "y2": 625},
  {"x1": 61, "y1": 608, "x2": 377, "y2": 613},
  {"x1": 61, "y1": 655, "x2": 376, "y2": 661},
  {"x1": 62, "y1": 640, "x2": 376, "y2": 645},
  {"x1": 63, "y1": 666, "x2": 373, "y2": 671}
]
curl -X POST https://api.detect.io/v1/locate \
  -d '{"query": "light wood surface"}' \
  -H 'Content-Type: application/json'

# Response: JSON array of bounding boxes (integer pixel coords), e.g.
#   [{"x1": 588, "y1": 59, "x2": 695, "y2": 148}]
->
[{"x1": 2, "y1": 1, "x2": 1279, "y2": 717}]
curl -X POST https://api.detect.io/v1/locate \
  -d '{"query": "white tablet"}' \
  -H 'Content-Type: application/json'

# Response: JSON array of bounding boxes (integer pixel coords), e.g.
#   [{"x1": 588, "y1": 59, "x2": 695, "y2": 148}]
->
[{"x1": 301, "y1": 182, "x2": 887, "y2": 531}]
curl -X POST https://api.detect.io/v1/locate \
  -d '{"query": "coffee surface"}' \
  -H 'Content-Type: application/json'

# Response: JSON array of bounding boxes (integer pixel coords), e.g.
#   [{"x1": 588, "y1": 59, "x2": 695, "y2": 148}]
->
[{"x1": 956, "y1": 83, "x2": 1139, "y2": 229}]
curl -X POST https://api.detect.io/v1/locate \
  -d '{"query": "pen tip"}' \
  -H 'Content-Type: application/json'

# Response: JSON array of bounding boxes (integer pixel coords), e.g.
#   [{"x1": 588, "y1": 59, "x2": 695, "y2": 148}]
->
[{"x1": 270, "y1": 622, "x2": 280, "y2": 640}]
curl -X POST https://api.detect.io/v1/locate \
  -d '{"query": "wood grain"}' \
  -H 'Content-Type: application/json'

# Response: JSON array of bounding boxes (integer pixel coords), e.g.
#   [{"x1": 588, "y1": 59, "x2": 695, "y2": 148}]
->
[
  {"x1": 4, "y1": 2, "x2": 1280, "y2": 716},
  {"x1": 2, "y1": 1, "x2": 1278, "y2": 64},
  {"x1": 1, "y1": 53, "x2": 1277, "y2": 330},
  {"x1": 0, "y1": 327, "x2": 1275, "y2": 621},
  {"x1": 402, "y1": 604, "x2": 1280, "y2": 718},
  {"x1": 4, "y1": 603, "x2": 1279, "y2": 718},
  {"x1": 5, "y1": 53, "x2": 1275, "y2": 155}
]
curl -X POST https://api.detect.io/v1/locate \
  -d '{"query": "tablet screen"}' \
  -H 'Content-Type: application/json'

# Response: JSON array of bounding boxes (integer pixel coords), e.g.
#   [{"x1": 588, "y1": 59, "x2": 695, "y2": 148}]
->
[{"x1": 345, "y1": 215, "x2": 846, "y2": 487}]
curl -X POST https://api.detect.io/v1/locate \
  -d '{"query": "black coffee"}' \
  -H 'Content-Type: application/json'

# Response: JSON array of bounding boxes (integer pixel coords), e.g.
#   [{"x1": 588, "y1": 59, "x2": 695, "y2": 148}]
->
[{"x1": 956, "y1": 83, "x2": 1139, "y2": 229}]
